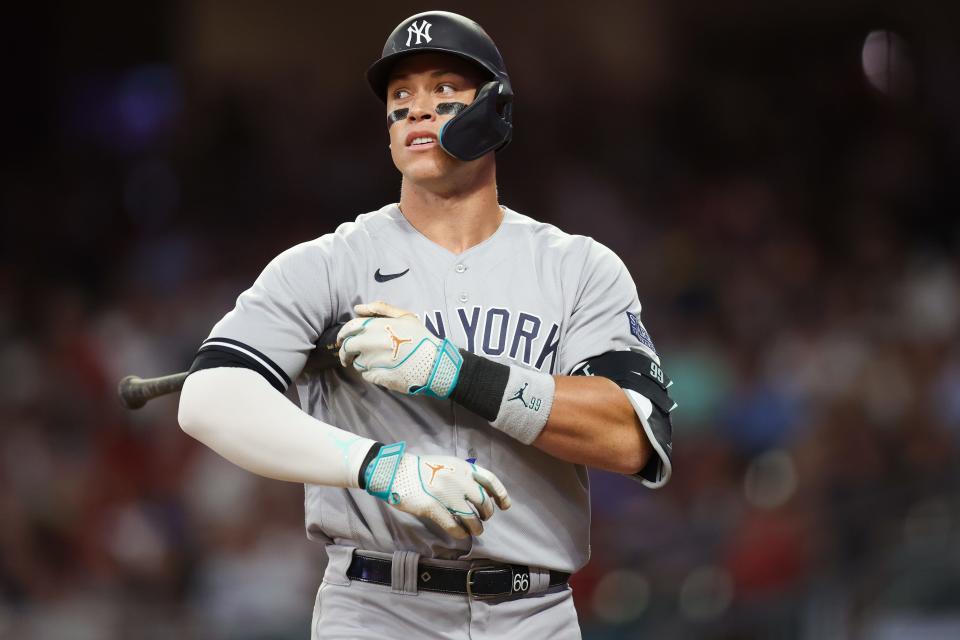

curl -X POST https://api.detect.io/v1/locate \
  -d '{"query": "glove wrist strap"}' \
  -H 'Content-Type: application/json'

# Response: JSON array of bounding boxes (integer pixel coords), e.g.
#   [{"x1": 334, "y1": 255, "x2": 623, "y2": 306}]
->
[
  {"x1": 363, "y1": 441, "x2": 407, "y2": 502},
  {"x1": 357, "y1": 442, "x2": 384, "y2": 490},
  {"x1": 411, "y1": 339, "x2": 463, "y2": 399}
]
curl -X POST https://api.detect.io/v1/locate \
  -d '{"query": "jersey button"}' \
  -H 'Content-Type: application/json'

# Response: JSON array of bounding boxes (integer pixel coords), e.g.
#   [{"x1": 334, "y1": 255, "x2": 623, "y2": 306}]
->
[
  {"x1": 455, "y1": 263, "x2": 466, "y2": 273},
  {"x1": 458, "y1": 292, "x2": 468, "y2": 303}
]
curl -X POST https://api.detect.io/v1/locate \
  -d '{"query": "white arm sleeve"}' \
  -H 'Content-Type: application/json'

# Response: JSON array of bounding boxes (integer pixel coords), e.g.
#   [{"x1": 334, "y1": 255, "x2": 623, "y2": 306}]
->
[{"x1": 178, "y1": 367, "x2": 377, "y2": 488}]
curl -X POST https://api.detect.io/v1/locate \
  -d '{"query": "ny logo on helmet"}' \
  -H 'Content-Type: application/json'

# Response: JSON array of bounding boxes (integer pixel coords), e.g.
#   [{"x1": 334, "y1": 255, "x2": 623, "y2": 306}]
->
[{"x1": 405, "y1": 20, "x2": 432, "y2": 47}]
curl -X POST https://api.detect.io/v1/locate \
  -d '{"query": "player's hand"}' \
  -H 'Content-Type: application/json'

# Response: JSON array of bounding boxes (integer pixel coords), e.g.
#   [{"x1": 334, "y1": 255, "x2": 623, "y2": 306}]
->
[
  {"x1": 362, "y1": 442, "x2": 511, "y2": 539},
  {"x1": 337, "y1": 302, "x2": 463, "y2": 398}
]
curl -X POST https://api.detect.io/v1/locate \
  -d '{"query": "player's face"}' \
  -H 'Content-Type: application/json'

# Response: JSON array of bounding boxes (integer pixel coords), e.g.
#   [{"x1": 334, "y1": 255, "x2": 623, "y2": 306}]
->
[{"x1": 385, "y1": 54, "x2": 488, "y2": 187}]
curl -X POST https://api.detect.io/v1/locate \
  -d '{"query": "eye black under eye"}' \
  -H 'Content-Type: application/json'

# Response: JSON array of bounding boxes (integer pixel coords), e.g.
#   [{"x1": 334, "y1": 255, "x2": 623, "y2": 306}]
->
[
  {"x1": 387, "y1": 108, "x2": 409, "y2": 126},
  {"x1": 435, "y1": 103, "x2": 467, "y2": 116}
]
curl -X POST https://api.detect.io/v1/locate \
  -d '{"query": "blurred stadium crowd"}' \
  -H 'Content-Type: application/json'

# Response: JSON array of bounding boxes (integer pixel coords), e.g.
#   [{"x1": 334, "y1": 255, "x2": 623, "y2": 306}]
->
[{"x1": 3, "y1": 1, "x2": 960, "y2": 638}]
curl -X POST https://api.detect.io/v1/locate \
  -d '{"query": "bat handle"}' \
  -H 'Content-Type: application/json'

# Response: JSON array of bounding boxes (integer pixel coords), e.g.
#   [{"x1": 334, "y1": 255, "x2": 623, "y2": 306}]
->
[
  {"x1": 116, "y1": 322, "x2": 345, "y2": 410},
  {"x1": 118, "y1": 372, "x2": 189, "y2": 410}
]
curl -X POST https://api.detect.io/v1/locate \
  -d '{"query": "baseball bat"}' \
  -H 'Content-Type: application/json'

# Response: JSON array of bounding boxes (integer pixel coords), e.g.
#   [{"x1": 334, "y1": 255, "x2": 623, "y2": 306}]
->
[{"x1": 118, "y1": 323, "x2": 344, "y2": 410}]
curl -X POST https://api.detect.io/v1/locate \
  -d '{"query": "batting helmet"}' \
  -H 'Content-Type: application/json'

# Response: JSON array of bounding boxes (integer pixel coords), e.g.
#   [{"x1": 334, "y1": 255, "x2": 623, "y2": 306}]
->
[{"x1": 366, "y1": 11, "x2": 513, "y2": 162}]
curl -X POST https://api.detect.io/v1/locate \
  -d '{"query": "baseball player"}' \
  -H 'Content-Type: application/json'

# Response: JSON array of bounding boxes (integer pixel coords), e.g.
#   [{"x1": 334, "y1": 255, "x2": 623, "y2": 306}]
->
[{"x1": 178, "y1": 11, "x2": 674, "y2": 639}]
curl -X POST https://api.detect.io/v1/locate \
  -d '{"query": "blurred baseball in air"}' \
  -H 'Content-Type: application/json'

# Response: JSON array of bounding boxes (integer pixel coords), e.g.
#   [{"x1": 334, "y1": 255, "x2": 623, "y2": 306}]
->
[{"x1": 862, "y1": 30, "x2": 914, "y2": 99}]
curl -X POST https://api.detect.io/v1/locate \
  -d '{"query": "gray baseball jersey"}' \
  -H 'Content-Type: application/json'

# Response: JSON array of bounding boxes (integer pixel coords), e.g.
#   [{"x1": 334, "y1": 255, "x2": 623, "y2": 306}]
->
[{"x1": 202, "y1": 204, "x2": 671, "y2": 573}]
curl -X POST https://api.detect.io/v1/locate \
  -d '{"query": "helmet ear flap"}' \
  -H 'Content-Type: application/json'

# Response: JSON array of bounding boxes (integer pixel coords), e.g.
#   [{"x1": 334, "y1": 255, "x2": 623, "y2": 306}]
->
[
  {"x1": 498, "y1": 82, "x2": 513, "y2": 125},
  {"x1": 439, "y1": 80, "x2": 514, "y2": 161}
]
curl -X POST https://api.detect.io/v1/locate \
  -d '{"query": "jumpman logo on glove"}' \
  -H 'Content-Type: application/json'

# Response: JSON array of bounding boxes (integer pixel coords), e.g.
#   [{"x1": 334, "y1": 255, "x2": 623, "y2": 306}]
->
[
  {"x1": 385, "y1": 325, "x2": 412, "y2": 360},
  {"x1": 424, "y1": 461, "x2": 453, "y2": 486}
]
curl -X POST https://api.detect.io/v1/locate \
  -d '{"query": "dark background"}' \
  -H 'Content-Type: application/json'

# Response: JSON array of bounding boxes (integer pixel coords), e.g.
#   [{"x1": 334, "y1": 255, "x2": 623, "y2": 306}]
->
[{"x1": 3, "y1": 1, "x2": 960, "y2": 638}]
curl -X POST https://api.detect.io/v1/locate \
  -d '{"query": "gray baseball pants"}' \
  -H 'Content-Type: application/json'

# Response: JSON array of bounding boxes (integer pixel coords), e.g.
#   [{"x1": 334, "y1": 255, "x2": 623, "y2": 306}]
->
[{"x1": 311, "y1": 545, "x2": 582, "y2": 639}]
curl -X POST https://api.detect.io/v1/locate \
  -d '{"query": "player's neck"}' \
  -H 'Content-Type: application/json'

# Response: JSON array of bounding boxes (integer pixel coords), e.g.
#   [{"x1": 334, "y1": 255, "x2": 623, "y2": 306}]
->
[{"x1": 399, "y1": 171, "x2": 502, "y2": 255}]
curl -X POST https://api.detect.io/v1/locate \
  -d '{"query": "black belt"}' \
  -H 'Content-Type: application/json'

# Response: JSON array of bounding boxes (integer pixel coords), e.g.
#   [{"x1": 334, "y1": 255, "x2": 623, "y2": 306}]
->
[{"x1": 346, "y1": 553, "x2": 570, "y2": 600}]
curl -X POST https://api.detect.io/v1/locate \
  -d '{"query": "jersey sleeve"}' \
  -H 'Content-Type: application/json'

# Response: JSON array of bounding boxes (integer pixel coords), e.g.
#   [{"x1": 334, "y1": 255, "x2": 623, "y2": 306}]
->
[
  {"x1": 191, "y1": 239, "x2": 339, "y2": 392},
  {"x1": 561, "y1": 239, "x2": 673, "y2": 489},
  {"x1": 559, "y1": 240, "x2": 658, "y2": 371}
]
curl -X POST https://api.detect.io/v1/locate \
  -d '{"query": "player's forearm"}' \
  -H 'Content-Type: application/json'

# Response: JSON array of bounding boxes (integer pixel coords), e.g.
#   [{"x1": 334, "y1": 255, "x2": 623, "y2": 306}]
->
[
  {"x1": 532, "y1": 375, "x2": 652, "y2": 474},
  {"x1": 337, "y1": 305, "x2": 658, "y2": 475},
  {"x1": 451, "y1": 350, "x2": 650, "y2": 473},
  {"x1": 178, "y1": 367, "x2": 376, "y2": 487}
]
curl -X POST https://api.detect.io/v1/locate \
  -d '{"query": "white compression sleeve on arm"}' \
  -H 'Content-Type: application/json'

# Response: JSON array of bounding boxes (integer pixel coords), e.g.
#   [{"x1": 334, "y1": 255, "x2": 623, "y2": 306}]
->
[{"x1": 178, "y1": 367, "x2": 376, "y2": 488}]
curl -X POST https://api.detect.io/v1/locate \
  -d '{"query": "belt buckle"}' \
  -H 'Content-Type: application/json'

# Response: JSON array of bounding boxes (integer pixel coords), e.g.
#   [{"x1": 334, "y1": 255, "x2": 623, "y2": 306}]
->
[{"x1": 465, "y1": 565, "x2": 499, "y2": 600}]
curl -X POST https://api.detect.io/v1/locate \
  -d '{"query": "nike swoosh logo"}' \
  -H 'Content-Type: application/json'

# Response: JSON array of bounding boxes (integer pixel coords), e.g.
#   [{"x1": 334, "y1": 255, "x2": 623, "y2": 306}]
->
[{"x1": 374, "y1": 268, "x2": 410, "y2": 283}]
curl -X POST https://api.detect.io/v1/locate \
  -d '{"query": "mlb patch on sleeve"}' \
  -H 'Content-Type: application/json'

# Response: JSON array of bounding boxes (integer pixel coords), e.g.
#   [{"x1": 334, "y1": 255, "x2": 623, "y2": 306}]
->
[{"x1": 626, "y1": 311, "x2": 656, "y2": 353}]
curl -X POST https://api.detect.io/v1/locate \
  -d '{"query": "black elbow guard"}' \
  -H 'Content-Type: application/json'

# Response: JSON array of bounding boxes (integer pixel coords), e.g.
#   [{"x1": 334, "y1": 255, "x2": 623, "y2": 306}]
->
[{"x1": 572, "y1": 350, "x2": 674, "y2": 488}]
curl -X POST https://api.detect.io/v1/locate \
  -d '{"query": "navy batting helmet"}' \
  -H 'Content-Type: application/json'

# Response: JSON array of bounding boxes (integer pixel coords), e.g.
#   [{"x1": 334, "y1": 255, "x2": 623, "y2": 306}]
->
[{"x1": 367, "y1": 11, "x2": 513, "y2": 162}]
